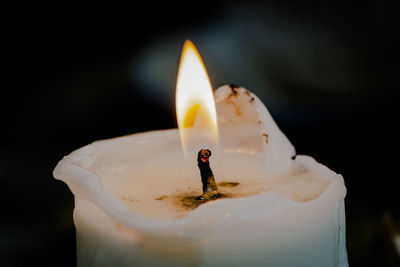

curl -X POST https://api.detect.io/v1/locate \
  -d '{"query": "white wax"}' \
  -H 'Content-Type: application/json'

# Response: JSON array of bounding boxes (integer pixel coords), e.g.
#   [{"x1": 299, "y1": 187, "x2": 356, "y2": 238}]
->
[
  {"x1": 86, "y1": 131, "x2": 330, "y2": 220},
  {"x1": 54, "y1": 86, "x2": 348, "y2": 267}
]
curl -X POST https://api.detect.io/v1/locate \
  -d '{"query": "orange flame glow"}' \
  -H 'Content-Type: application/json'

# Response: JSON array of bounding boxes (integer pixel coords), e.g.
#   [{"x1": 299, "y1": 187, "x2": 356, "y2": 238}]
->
[{"x1": 176, "y1": 40, "x2": 218, "y2": 152}]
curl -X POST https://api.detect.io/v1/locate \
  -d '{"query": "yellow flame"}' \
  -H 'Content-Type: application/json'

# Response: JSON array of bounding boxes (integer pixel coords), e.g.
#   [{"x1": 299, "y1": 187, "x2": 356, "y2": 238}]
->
[{"x1": 176, "y1": 40, "x2": 218, "y2": 151}]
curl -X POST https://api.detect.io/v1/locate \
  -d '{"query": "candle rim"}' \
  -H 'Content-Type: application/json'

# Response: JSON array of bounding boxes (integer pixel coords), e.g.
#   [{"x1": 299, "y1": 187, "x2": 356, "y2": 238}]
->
[{"x1": 54, "y1": 131, "x2": 345, "y2": 243}]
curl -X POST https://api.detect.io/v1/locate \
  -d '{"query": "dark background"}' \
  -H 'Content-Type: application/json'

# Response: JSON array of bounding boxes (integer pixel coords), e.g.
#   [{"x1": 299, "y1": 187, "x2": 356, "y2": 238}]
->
[{"x1": 2, "y1": 1, "x2": 399, "y2": 266}]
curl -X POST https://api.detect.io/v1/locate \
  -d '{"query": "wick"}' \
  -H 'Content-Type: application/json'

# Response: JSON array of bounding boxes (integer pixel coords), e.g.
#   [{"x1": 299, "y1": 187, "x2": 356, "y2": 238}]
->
[{"x1": 197, "y1": 149, "x2": 221, "y2": 201}]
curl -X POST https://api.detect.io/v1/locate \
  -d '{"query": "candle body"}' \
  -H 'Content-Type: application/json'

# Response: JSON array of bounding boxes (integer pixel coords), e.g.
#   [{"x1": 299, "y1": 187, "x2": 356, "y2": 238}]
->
[
  {"x1": 55, "y1": 130, "x2": 347, "y2": 267},
  {"x1": 54, "y1": 86, "x2": 348, "y2": 266}
]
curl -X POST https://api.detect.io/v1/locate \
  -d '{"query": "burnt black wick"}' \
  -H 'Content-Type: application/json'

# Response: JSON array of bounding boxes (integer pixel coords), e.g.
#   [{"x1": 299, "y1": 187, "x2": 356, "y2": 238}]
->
[{"x1": 197, "y1": 149, "x2": 221, "y2": 201}]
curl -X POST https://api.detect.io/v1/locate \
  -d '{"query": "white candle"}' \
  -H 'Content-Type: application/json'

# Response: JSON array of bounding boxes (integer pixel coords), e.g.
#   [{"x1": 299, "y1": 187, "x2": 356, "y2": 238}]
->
[{"x1": 53, "y1": 41, "x2": 348, "y2": 267}]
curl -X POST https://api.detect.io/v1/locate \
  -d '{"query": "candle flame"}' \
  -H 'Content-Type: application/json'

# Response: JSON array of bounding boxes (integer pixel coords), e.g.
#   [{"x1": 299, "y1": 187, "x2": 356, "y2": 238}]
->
[{"x1": 176, "y1": 40, "x2": 218, "y2": 152}]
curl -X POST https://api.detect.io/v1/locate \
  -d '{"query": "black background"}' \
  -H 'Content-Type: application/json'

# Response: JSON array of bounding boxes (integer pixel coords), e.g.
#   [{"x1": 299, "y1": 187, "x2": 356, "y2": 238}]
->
[{"x1": 1, "y1": 1, "x2": 399, "y2": 266}]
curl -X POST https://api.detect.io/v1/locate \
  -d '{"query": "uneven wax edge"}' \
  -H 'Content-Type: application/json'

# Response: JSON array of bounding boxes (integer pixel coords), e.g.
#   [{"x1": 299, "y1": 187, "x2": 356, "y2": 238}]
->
[{"x1": 54, "y1": 129, "x2": 347, "y2": 222}]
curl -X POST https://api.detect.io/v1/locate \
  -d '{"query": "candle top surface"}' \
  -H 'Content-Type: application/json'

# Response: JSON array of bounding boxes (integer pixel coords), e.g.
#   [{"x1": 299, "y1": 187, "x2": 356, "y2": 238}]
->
[
  {"x1": 54, "y1": 85, "x2": 345, "y2": 225},
  {"x1": 66, "y1": 128, "x2": 334, "y2": 220}
]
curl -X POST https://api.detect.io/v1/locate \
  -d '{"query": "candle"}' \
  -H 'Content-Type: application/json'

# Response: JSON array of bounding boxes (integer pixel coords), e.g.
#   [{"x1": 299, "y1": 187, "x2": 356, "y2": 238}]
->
[{"x1": 54, "y1": 40, "x2": 348, "y2": 267}]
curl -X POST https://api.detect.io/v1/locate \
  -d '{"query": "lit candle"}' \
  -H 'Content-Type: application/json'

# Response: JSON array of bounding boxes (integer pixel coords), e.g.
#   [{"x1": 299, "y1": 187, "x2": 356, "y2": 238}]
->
[{"x1": 54, "y1": 40, "x2": 348, "y2": 267}]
